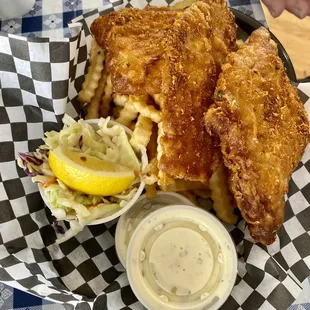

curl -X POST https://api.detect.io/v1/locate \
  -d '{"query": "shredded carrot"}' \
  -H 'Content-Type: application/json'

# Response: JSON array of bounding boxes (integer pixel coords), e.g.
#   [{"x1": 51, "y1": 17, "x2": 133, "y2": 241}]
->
[
  {"x1": 40, "y1": 177, "x2": 57, "y2": 188},
  {"x1": 86, "y1": 202, "x2": 101, "y2": 210}
]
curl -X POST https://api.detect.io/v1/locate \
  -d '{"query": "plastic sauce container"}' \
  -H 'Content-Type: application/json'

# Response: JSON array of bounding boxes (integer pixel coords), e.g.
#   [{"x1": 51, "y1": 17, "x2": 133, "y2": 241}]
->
[
  {"x1": 126, "y1": 205, "x2": 237, "y2": 310},
  {"x1": 115, "y1": 192, "x2": 195, "y2": 267}
]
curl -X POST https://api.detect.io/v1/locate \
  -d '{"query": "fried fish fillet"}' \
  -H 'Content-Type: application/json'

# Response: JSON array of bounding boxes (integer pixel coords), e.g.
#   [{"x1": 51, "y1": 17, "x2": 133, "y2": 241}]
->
[
  {"x1": 158, "y1": 0, "x2": 237, "y2": 183},
  {"x1": 90, "y1": 0, "x2": 237, "y2": 96},
  {"x1": 172, "y1": 0, "x2": 237, "y2": 74},
  {"x1": 203, "y1": 0, "x2": 237, "y2": 74},
  {"x1": 158, "y1": 2, "x2": 219, "y2": 183},
  {"x1": 91, "y1": 7, "x2": 183, "y2": 95},
  {"x1": 205, "y1": 28, "x2": 309, "y2": 244},
  {"x1": 91, "y1": 1, "x2": 237, "y2": 184}
]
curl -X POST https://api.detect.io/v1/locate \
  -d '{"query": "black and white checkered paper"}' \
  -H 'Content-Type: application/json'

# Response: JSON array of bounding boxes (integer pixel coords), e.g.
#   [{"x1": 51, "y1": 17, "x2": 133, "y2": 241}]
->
[{"x1": 0, "y1": 0, "x2": 310, "y2": 309}]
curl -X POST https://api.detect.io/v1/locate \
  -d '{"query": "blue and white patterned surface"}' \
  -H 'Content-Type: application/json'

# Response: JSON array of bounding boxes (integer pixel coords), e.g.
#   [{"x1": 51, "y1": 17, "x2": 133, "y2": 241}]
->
[
  {"x1": 288, "y1": 277, "x2": 310, "y2": 310},
  {"x1": 0, "y1": 0, "x2": 107, "y2": 38},
  {"x1": 0, "y1": 0, "x2": 267, "y2": 38},
  {"x1": 1, "y1": 1, "x2": 308, "y2": 310},
  {"x1": 0, "y1": 282, "x2": 64, "y2": 310}
]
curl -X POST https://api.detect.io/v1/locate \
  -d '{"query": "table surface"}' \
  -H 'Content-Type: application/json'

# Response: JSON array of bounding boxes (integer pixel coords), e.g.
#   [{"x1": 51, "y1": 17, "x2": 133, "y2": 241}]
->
[
  {"x1": 0, "y1": 1, "x2": 267, "y2": 309},
  {"x1": 261, "y1": 2, "x2": 310, "y2": 80}
]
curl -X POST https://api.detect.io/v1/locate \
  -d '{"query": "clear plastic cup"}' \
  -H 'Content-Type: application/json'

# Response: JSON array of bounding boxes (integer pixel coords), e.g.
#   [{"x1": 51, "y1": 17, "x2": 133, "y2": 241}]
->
[
  {"x1": 126, "y1": 205, "x2": 237, "y2": 310},
  {"x1": 115, "y1": 192, "x2": 195, "y2": 267}
]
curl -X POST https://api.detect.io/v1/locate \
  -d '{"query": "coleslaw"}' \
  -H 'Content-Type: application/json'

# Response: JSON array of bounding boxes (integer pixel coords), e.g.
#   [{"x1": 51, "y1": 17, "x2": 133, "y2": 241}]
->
[{"x1": 18, "y1": 115, "x2": 141, "y2": 243}]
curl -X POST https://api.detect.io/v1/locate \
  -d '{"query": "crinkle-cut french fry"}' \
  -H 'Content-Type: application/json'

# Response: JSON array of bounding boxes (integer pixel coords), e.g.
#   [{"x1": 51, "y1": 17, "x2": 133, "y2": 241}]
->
[
  {"x1": 141, "y1": 158, "x2": 159, "y2": 185},
  {"x1": 193, "y1": 189, "x2": 211, "y2": 199},
  {"x1": 100, "y1": 75, "x2": 113, "y2": 118},
  {"x1": 89, "y1": 39, "x2": 100, "y2": 63},
  {"x1": 113, "y1": 94, "x2": 129, "y2": 107},
  {"x1": 79, "y1": 39, "x2": 105, "y2": 103},
  {"x1": 179, "y1": 191, "x2": 199, "y2": 206},
  {"x1": 152, "y1": 94, "x2": 164, "y2": 109},
  {"x1": 111, "y1": 105, "x2": 123, "y2": 119},
  {"x1": 209, "y1": 164, "x2": 238, "y2": 225},
  {"x1": 85, "y1": 70, "x2": 107, "y2": 120},
  {"x1": 147, "y1": 123, "x2": 158, "y2": 160},
  {"x1": 144, "y1": 123, "x2": 159, "y2": 196},
  {"x1": 159, "y1": 179, "x2": 208, "y2": 192},
  {"x1": 157, "y1": 121, "x2": 164, "y2": 161},
  {"x1": 130, "y1": 115, "x2": 153, "y2": 149},
  {"x1": 128, "y1": 95, "x2": 162, "y2": 123},
  {"x1": 146, "y1": 184, "x2": 157, "y2": 198},
  {"x1": 116, "y1": 102, "x2": 138, "y2": 127},
  {"x1": 129, "y1": 122, "x2": 136, "y2": 131},
  {"x1": 156, "y1": 121, "x2": 167, "y2": 186}
]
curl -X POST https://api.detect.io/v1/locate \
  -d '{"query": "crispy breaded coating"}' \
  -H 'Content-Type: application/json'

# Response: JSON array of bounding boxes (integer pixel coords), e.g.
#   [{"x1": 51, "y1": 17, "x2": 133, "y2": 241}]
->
[
  {"x1": 203, "y1": 0, "x2": 237, "y2": 74},
  {"x1": 91, "y1": 7, "x2": 183, "y2": 95},
  {"x1": 205, "y1": 27, "x2": 309, "y2": 245},
  {"x1": 159, "y1": 0, "x2": 236, "y2": 183},
  {"x1": 159, "y1": 2, "x2": 220, "y2": 183}
]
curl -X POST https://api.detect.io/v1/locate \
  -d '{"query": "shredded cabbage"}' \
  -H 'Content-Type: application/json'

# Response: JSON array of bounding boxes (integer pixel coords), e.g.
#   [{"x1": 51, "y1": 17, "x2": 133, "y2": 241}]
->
[
  {"x1": 18, "y1": 115, "x2": 141, "y2": 244},
  {"x1": 97, "y1": 118, "x2": 140, "y2": 171}
]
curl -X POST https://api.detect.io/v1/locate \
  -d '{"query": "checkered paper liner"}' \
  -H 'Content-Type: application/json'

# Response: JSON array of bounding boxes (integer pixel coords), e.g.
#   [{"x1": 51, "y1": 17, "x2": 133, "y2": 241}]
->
[{"x1": 0, "y1": 1, "x2": 310, "y2": 309}]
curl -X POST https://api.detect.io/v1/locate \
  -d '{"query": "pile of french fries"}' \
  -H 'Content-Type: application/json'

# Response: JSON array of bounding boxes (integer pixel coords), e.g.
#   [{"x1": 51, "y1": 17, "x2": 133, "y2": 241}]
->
[{"x1": 78, "y1": 38, "x2": 238, "y2": 225}]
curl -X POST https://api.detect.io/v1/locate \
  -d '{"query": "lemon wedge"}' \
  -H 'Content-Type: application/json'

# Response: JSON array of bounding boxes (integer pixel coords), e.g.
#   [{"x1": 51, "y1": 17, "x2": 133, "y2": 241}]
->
[{"x1": 48, "y1": 147, "x2": 135, "y2": 196}]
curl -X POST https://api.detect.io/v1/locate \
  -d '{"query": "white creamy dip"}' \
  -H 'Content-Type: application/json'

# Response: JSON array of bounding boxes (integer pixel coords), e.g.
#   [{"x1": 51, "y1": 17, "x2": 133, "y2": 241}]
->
[
  {"x1": 149, "y1": 227, "x2": 214, "y2": 295},
  {"x1": 115, "y1": 192, "x2": 194, "y2": 266},
  {"x1": 126, "y1": 205, "x2": 237, "y2": 310}
]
